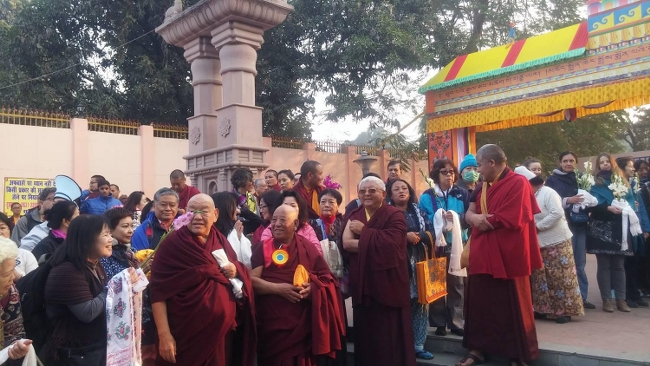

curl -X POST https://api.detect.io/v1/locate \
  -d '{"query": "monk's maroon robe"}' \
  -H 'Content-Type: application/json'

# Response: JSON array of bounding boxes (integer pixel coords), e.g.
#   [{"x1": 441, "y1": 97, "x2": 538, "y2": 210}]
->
[
  {"x1": 464, "y1": 169, "x2": 542, "y2": 361},
  {"x1": 343, "y1": 204, "x2": 416, "y2": 366},
  {"x1": 149, "y1": 226, "x2": 256, "y2": 366},
  {"x1": 293, "y1": 180, "x2": 323, "y2": 220},
  {"x1": 252, "y1": 236, "x2": 346, "y2": 366}
]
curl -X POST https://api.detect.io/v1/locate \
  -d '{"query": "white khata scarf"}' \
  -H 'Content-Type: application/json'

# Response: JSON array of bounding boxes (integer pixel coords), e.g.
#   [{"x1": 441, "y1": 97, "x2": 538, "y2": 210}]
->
[
  {"x1": 106, "y1": 268, "x2": 149, "y2": 366},
  {"x1": 433, "y1": 209, "x2": 467, "y2": 278}
]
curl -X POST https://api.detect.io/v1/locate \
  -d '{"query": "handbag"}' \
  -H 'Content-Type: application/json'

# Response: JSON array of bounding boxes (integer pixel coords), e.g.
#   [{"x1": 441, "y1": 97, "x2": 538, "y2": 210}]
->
[
  {"x1": 316, "y1": 220, "x2": 344, "y2": 278},
  {"x1": 569, "y1": 209, "x2": 590, "y2": 224},
  {"x1": 416, "y1": 232, "x2": 447, "y2": 305},
  {"x1": 461, "y1": 181, "x2": 489, "y2": 269}
]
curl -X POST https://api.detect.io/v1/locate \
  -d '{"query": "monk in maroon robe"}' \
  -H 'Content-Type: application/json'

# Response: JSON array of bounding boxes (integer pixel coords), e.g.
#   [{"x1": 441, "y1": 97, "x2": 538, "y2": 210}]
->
[
  {"x1": 170, "y1": 169, "x2": 201, "y2": 210},
  {"x1": 459, "y1": 145, "x2": 543, "y2": 366},
  {"x1": 342, "y1": 176, "x2": 416, "y2": 366},
  {"x1": 293, "y1": 160, "x2": 324, "y2": 219},
  {"x1": 251, "y1": 205, "x2": 346, "y2": 366},
  {"x1": 150, "y1": 194, "x2": 256, "y2": 366}
]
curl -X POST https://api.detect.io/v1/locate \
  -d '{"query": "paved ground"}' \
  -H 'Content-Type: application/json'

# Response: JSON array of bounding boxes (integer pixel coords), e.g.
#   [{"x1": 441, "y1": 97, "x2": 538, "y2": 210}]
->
[
  {"x1": 346, "y1": 254, "x2": 650, "y2": 362},
  {"x1": 534, "y1": 254, "x2": 650, "y2": 361}
]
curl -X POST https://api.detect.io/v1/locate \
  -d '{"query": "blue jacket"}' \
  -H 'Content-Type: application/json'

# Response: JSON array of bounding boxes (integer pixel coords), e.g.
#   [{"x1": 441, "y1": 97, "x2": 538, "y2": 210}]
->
[
  {"x1": 132, "y1": 212, "x2": 170, "y2": 252},
  {"x1": 80, "y1": 195, "x2": 122, "y2": 215},
  {"x1": 419, "y1": 185, "x2": 470, "y2": 243}
]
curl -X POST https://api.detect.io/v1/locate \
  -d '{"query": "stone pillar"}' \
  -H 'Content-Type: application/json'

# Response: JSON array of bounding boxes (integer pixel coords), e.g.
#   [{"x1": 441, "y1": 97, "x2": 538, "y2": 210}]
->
[
  {"x1": 184, "y1": 37, "x2": 222, "y2": 156},
  {"x1": 208, "y1": 21, "x2": 266, "y2": 191},
  {"x1": 155, "y1": 0, "x2": 293, "y2": 193}
]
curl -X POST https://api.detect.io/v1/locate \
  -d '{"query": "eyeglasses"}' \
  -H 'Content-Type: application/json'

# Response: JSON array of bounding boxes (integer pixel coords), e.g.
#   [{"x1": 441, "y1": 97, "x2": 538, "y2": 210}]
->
[
  {"x1": 439, "y1": 170, "x2": 454, "y2": 176},
  {"x1": 358, "y1": 188, "x2": 383, "y2": 195}
]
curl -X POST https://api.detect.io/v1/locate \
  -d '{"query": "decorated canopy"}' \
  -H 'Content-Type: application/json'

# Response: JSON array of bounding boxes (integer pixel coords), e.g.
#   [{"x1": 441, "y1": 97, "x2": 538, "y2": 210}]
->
[{"x1": 421, "y1": 0, "x2": 650, "y2": 135}]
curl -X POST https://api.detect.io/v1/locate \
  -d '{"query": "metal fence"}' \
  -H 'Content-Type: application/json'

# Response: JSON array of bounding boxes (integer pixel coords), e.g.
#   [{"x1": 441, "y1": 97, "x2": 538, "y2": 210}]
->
[
  {"x1": 0, "y1": 107, "x2": 70, "y2": 128},
  {"x1": 271, "y1": 136, "x2": 304, "y2": 149},
  {"x1": 153, "y1": 124, "x2": 188, "y2": 139},
  {"x1": 87, "y1": 117, "x2": 140, "y2": 135},
  {"x1": 271, "y1": 136, "x2": 402, "y2": 158}
]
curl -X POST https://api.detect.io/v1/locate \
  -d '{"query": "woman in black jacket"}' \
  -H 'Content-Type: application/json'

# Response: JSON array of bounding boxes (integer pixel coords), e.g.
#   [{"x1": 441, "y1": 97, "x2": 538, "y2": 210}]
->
[
  {"x1": 43, "y1": 214, "x2": 138, "y2": 365},
  {"x1": 31, "y1": 201, "x2": 79, "y2": 264},
  {"x1": 545, "y1": 151, "x2": 596, "y2": 310}
]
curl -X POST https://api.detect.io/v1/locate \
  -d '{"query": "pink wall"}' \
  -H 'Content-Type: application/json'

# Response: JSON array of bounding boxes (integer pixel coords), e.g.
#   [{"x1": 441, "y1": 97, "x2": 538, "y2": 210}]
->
[{"x1": 0, "y1": 121, "x2": 431, "y2": 209}]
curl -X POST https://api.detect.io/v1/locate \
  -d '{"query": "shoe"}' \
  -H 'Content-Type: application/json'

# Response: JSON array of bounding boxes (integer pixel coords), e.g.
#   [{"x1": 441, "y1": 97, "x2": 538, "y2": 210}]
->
[
  {"x1": 617, "y1": 299, "x2": 631, "y2": 312},
  {"x1": 637, "y1": 298, "x2": 649, "y2": 307},
  {"x1": 415, "y1": 349, "x2": 434, "y2": 360},
  {"x1": 555, "y1": 316, "x2": 571, "y2": 324},
  {"x1": 602, "y1": 298, "x2": 615, "y2": 313},
  {"x1": 626, "y1": 300, "x2": 640, "y2": 309},
  {"x1": 583, "y1": 300, "x2": 596, "y2": 309},
  {"x1": 450, "y1": 328, "x2": 465, "y2": 337},
  {"x1": 435, "y1": 327, "x2": 447, "y2": 336}
]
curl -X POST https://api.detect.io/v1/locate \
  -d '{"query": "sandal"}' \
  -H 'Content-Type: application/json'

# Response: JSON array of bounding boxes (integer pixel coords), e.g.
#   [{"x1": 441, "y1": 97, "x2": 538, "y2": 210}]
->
[
  {"x1": 415, "y1": 350, "x2": 434, "y2": 360},
  {"x1": 456, "y1": 353, "x2": 485, "y2": 366}
]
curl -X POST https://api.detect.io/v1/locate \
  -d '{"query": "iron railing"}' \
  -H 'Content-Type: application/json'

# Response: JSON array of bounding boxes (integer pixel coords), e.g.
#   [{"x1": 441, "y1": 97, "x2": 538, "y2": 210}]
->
[
  {"x1": 87, "y1": 117, "x2": 140, "y2": 135},
  {"x1": 0, "y1": 107, "x2": 70, "y2": 128}
]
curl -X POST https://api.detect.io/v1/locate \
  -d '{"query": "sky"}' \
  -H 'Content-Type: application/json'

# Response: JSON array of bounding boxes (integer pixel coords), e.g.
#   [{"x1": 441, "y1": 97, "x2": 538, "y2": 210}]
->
[{"x1": 309, "y1": 70, "x2": 437, "y2": 143}]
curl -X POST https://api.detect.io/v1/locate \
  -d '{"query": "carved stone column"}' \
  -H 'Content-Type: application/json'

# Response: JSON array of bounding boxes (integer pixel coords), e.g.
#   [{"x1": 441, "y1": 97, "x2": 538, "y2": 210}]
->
[
  {"x1": 155, "y1": 0, "x2": 294, "y2": 192},
  {"x1": 184, "y1": 37, "x2": 222, "y2": 157}
]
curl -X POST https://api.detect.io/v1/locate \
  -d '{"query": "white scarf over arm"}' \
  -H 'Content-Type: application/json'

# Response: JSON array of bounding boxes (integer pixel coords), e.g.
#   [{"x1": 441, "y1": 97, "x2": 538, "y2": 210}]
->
[
  {"x1": 433, "y1": 208, "x2": 467, "y2": 277},
  {"x1": 611, "y1": 199, "x2": 642, "y2": 251}
]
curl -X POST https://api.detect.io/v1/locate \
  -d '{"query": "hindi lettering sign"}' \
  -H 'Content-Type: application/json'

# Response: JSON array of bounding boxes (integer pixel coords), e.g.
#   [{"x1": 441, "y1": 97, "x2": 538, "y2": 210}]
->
[{"x1": 3, "y1": 177, "x2": 54, "y2": 216}]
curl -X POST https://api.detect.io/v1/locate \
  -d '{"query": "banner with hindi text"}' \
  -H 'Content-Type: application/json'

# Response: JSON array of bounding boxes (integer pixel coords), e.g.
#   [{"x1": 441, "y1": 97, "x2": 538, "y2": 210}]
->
[{"x1": 3, "y1": 177, "x2": 54, "y2": 216}]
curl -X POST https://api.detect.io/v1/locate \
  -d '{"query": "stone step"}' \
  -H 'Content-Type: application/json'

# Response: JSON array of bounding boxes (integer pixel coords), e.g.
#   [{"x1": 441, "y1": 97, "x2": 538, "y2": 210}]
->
[
  {"x1": 424, "y1": 333, "x2": 650, "y2": 366},
  {"x1": 346, "y1": 332, "x2": 650, "y2": 365}
]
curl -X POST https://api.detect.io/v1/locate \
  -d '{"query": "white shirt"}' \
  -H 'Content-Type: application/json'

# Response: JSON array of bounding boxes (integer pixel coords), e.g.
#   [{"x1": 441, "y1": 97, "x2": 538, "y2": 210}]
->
[
  {"x1": 534, "y1": 186, "x2": 573, "y2": 247},
  {"x1": 20, "y1": 222, "x2": 50, "y2": 252},
  {"x1": 16, "y1": 248, "x2": 38, "y2": 278}
]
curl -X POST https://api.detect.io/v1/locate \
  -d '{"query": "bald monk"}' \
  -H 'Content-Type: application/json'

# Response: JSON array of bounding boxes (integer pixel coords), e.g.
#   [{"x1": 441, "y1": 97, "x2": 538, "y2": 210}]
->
[
  {"x1": 342, "y1": 176, "x2": 416, "y2": 366},
  {"x1": 251, "y1": 205, "x2": 346, "y2": 365},
  {"x1": 459, "y1": 145, "x2": 542, "y2": 366},
  {"x1": 150, "y1": 194, "x2": 256, "y2": 366}
]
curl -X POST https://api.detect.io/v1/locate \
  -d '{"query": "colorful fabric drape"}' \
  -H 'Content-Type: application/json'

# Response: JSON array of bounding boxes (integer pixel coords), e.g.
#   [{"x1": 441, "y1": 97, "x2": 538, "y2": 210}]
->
[{"x1": 106, "y1": 268, "x2": 148, "y2": 366}]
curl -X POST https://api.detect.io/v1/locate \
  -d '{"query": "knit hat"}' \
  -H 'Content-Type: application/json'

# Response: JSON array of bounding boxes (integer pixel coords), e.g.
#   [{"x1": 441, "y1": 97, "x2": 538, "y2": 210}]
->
[
  {"x1": 514, "y1": 166, "x2": 536, "y2": 181},
  {"x1": 459, "y1": 154, "x2": 477, "y2": 172}
]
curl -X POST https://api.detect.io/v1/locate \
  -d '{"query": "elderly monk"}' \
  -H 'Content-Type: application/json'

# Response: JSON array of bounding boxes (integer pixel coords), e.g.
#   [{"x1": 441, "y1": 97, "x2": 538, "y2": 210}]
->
[
  {"x1": 251, "y1": 205, "x2": 346, "y2": 366},
  {"x1": 459, "y1": 145, "x2": 543, "y2": 366},
  {"x1": 150, "y1": 194, "x2": 256, "y2": 366},
  {"x1": 342, "y1": 176, "x2": 416, "y2": 366}
]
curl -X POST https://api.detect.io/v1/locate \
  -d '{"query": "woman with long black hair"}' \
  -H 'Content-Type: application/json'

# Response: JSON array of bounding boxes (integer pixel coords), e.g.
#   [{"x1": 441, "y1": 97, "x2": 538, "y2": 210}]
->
[
  {"x1": 32, "y1": 200, "x2": 79, "y2": 264},
  {"x1": 545, "y1": 151, "x2": 596, "y2": 310},
  {"x1": 43, "y1": 215, "x2": 138, "y2": 365},
  {"x1": 212, "y1": 192, "x2": 254, "y2": 269}
]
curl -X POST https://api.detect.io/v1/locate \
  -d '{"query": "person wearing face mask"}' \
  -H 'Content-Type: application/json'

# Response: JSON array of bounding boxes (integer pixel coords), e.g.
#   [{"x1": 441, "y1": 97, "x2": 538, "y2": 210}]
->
[
  {"x1": 545, "y1": 151, "x2": 596, "y2": 310},
  {"x1": 457, "y1": 154, "x2": 480, "y2": 194}
]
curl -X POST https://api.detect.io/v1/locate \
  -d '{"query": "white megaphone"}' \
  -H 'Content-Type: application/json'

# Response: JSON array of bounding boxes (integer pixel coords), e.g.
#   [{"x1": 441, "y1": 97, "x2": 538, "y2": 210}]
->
[{"x1": 54, "y1": 175, "x2": 82, "y2": 202}]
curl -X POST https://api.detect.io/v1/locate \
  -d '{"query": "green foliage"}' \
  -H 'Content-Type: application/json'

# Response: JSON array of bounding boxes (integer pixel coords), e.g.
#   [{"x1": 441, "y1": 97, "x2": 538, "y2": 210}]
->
[
  {"x1": 0, "y1": 0, "x2": 586, "y2": 141},
  {"x1": 477, "y1": 114, "x2": 627, "y2": 175}
]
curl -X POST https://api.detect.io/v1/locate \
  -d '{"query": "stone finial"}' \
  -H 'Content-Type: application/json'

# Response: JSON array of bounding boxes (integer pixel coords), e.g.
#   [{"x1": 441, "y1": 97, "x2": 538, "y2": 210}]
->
[{"x1": 164, "y1": 0, "x2": 183, "y2": 23}]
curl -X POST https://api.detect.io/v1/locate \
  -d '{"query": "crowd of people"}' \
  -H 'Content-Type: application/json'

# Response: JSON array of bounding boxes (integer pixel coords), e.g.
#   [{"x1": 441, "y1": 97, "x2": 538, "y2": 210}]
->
[{"x1": 0, "y1": 145, "x2": 649, "y2": 366}]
